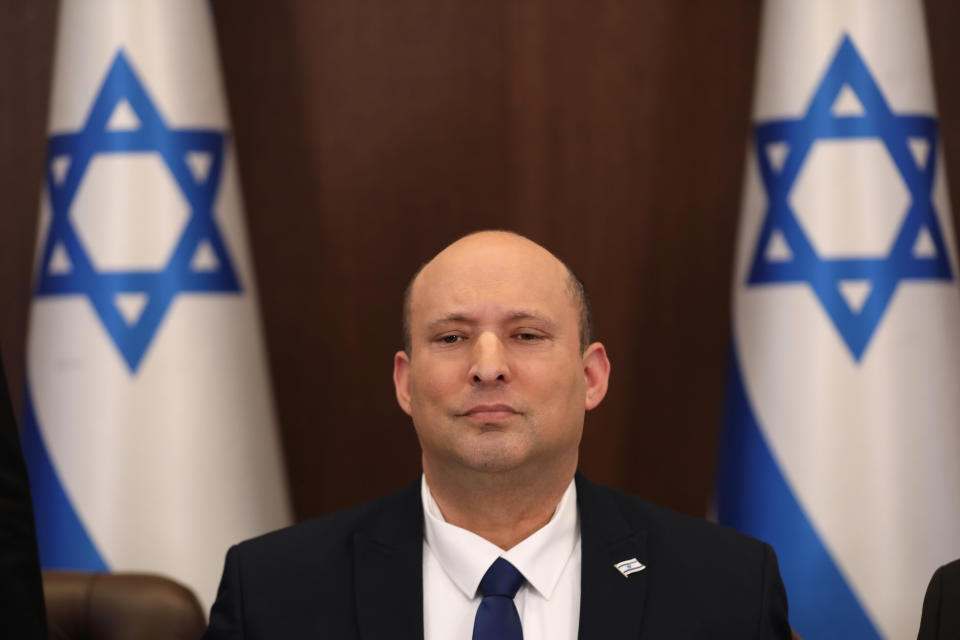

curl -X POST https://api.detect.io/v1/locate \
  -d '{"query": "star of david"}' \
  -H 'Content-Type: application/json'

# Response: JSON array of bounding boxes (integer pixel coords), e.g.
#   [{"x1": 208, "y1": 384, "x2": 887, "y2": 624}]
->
[
  {"x1": 747, "y1": 34, "x2": 952, "y2": 361},
  {"x1": 36, "y1": 50, "x2": 241, "y2": 372}
]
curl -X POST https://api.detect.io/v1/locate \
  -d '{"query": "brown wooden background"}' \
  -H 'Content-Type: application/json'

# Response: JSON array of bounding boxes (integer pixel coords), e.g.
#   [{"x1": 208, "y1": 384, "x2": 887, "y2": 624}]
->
[{"x1": 3, "y1": 1, "x2": 960, "y2": 522}]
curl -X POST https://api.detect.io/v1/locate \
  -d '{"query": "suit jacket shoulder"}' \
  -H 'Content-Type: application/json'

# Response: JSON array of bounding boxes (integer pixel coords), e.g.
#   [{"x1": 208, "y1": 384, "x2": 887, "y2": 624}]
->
[
  {"x1": 0, "y1": 353, "x2": 47, "y2": 639},
  {"x1": 204, "y1": 479, "x2": 424, "y2": 640},
  {"x1": 918, "y1": 558, "x2": 960, "y2": 639},
  {"x1": 575, "y1": 475, "x2": 791, "y2": 639}
]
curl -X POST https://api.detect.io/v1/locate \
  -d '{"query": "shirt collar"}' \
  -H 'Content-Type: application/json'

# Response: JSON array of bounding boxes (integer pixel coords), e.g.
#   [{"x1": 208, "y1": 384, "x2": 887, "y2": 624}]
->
[{"x1": 421, "y1": 475, "x2": 579, "y2": 601}]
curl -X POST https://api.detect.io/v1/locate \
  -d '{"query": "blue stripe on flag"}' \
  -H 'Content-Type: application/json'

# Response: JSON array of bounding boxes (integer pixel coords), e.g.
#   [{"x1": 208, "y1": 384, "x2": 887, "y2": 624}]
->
[
  {"x1": 20, "y1": 384, "x2": 108, "y2": 571},
  {"x1": 716, "y1": 348, "x2": 880, "y2": 639}
]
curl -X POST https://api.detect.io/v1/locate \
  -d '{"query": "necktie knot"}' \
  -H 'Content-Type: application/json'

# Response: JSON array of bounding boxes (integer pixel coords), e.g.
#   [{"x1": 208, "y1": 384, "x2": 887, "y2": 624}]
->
[{"x1": 478, "y1": 557, "x2": 525, "y2": 599}]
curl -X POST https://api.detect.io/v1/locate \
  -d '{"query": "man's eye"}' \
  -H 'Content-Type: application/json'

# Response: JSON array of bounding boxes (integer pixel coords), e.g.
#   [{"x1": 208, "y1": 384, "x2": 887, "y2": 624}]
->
[
  {"x1": 438, "y1": 335, "x2": 463, "y2": 344},
  {"x1": 515, "y1": 332, "x2": 543, "y2": 341}
]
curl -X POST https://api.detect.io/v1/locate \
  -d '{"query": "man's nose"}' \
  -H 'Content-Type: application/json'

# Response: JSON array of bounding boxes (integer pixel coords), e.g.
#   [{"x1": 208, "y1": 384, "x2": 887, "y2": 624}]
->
[{"x1": 469, "y1": 332, "x2": 511, "y2": 385}]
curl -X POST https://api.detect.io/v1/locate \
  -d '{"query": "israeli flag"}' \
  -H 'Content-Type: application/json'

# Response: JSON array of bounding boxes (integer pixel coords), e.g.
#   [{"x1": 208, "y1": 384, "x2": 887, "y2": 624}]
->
[
  {"x1": 21, "y1": 0, "x2": 291, "y2": 611},
  {"x1": 716, "y1": 1, "x2": 960, "y2": 638}
]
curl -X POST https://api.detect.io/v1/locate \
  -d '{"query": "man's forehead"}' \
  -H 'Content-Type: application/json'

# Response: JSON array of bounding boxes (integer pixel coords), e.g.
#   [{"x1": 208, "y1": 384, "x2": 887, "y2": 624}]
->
[
  {"x1": 413, "y1": 276, "x2": 566, "y2": 321},
  {"x1": 414, "y1": 232, "x2": 566, "y2": 289},
  {"x1": 411, "y1": 240, "x2": 569, "y2": 315}
]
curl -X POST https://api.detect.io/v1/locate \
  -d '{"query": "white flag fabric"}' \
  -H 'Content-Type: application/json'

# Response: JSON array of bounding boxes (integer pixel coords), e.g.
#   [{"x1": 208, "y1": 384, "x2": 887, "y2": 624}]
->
[
  {"x1": 716, "y1": 1, "x2": 960, "y2": 638},
  {"x1": 20, "y1": 0, "x2": 291, "y2": 612}
]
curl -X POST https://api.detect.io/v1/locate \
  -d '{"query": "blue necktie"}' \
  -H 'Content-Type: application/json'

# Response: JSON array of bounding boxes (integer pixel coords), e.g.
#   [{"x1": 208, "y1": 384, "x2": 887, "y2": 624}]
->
[{"x1": 473, "y1": 557, "x2": 525, "y2": 640}]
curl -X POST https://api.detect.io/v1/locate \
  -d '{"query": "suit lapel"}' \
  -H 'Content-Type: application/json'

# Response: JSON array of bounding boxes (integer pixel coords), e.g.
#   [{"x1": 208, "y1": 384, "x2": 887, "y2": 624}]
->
[
  {"x1": 353, "y1": 478, "x2": 425, "y2": 640},
  {"x1": 576, "y1": 474, "x2": 649, "y2": 640}
]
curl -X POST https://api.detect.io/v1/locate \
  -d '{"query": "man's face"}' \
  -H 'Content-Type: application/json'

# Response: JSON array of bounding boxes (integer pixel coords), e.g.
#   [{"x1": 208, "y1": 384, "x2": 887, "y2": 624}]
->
[{"x1": 393, "y1": 232, "x2": 610, "y2": 481}]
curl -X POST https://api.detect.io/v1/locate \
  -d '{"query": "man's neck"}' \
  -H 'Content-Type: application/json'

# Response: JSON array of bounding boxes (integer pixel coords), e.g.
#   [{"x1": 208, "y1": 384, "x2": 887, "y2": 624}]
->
[{"x1": 422, "y1": 459, "x2": 576, "y2": 550}]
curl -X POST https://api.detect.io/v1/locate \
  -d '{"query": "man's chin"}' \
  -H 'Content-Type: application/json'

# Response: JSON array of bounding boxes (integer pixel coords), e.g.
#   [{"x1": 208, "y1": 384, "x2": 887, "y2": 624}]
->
[{"x1": 458, "y1": 441, "x2": 532, "y2": 475}]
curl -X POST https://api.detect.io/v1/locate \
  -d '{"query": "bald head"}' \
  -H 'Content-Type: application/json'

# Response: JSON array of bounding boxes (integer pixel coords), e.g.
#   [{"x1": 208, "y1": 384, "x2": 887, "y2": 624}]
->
[{"x1": 401, "y1": 231, "x2": 592, "y2": 354}]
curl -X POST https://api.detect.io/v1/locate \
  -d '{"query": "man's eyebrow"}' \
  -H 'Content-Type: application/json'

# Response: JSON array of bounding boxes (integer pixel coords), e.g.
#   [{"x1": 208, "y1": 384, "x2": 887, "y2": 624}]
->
[
  {"x1": 426, "y1": 313, "x2": 472, "y2": 330},
  {"x1": 425, "y1": 310, "x2": 552, "y2": 331},
  {"x1": 507, "y1": 311, "x2": 550, "y2": 323}
]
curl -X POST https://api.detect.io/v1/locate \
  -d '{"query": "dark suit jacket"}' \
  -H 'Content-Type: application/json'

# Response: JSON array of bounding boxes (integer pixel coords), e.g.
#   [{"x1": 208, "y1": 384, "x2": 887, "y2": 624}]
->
[
  {"x1": 205, "y1": 473, "x2": 790, "y2": 639},
  {"x1": 917, "y1": 559, "x2": 960, "y2": 640},
  {"x1": 0, "y1": 352, "x2": 47, "y2": 639}
]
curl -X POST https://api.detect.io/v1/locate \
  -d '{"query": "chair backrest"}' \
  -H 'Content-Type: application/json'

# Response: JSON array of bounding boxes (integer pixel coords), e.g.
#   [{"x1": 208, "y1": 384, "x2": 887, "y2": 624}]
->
[{"x1": 42, "y1": 571, "x2": 205, "y2": 640}]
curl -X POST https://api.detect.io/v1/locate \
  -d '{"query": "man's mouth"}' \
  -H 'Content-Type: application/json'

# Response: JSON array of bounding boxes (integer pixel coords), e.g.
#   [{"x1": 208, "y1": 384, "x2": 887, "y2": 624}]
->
[{"x1": 460, "y1": 404, "x2": 518, "y2": 421}]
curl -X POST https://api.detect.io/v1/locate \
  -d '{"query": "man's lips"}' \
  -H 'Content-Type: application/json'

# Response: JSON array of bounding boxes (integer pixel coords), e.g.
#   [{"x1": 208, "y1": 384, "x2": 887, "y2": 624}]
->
[{"x1": 459, "y1": 404, "x2": 519, "y2": 420}]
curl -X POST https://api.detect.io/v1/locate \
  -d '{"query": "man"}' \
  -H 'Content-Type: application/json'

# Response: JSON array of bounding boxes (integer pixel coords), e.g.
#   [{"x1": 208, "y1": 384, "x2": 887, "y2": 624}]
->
[
  {"x1": 917, "y1": 559, "x2": 960, "y2": 639},
  {"x1": 205, "y1": 231, "x2": 791, "y2": 639},
  {"x1": 0, "y1": 350, "x2": 48, "y2": 639}
]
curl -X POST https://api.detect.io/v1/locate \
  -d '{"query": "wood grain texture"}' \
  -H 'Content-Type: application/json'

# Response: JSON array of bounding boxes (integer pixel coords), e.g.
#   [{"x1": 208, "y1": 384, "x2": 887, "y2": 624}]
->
[{"x1": 2, "y1": 0, "x2": 957, "y2": 523}]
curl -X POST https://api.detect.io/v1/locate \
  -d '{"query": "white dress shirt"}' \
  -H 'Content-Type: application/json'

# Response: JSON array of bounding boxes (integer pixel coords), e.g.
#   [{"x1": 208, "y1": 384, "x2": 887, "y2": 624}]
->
[{"x1": 421, "y1": 476, "x2": 581, "y2": 640}]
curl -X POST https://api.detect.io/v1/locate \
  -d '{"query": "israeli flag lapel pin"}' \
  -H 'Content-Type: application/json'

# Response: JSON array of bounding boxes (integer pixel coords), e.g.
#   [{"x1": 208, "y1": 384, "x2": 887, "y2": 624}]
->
[{"x1": 614, "y1": 557, "x2": 646, "y2": 578}]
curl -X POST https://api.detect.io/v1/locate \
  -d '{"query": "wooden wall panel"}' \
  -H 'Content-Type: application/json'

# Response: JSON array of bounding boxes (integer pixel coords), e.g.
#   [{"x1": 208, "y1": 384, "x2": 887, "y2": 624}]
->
[
  {"x1": 212, "y1": 0, "x2": 765, "y2": 518},
  {"x1": 2, "y1": 0, "x2": 958, "y2": 523},
  {"x1": 0, "y1": 1, "x2": 57, "y2": 415}
]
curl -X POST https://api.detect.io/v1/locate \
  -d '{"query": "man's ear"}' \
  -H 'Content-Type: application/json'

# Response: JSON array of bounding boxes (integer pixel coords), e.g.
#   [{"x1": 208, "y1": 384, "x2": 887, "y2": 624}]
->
[
  {"x1": 393, "y1": 350, "x2": 413, "y2": 416},
  {"x1": 582, "y1": 342, "x2": 611, "y2": 410}
]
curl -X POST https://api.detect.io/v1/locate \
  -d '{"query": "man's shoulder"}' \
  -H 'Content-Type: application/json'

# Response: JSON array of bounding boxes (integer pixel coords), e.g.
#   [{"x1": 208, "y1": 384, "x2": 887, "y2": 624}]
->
[
  {"x1": 204, "y1": 480, "x2": 424, "y2": 638},
  {"x1": 593, "y1": 480, "x2": 765, "y2": 551},
  {"x1": 577, "y1": 477, "x2": 790, "y2": 637},
  {"x1": 577, "y1": 475, "x2": 777, "y2": 583},
  {"x1": 231, "y1": 478, "x2": 422, "y2": 565},
  {"x1": 919, "y1": 558, "x2": 960, "y2": 640}
]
